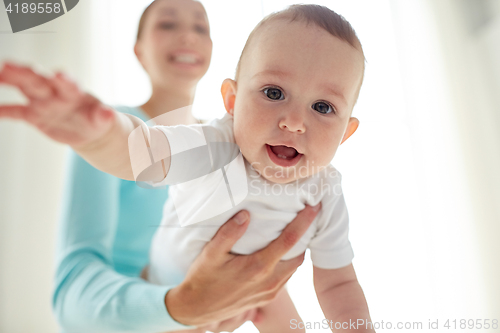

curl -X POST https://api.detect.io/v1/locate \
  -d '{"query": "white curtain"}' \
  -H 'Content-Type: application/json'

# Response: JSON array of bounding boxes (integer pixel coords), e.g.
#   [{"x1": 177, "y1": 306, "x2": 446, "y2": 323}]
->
[
  {"x1": 431, "y1": 0, "x2": 500, "y2": 316},
  {"x1": 389, "y1": 0, "x2": 500, "y2": 319},
  {"x1": 0, "y1": 1, "x2": 94, "y2": 331}
]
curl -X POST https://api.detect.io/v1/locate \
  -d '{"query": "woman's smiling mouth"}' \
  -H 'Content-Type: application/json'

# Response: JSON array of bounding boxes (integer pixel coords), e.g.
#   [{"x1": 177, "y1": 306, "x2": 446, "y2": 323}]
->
[{"x1": 168, "y1": 51, "x2": 203, "y2": 68}]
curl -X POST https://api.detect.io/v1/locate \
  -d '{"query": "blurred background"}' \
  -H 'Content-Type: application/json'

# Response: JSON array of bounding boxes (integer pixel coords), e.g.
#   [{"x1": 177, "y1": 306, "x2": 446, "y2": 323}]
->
[{"x1": 0, "y1": 0, "x2": 499, "y2": 332}]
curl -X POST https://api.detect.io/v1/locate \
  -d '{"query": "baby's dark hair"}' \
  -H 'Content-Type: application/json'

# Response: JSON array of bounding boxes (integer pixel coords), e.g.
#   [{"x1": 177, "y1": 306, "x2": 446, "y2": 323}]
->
[{"x1": 235, "y1": 4, "x2": 366, "y2": 96}]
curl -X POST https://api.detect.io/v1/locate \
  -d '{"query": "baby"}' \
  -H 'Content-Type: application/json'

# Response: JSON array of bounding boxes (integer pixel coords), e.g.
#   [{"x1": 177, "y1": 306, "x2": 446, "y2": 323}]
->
[
  {"x1": 130, "y1": 6, "x2": 370, "y2": 332},
  {"x1": 0, "y1": 4, "x2": 373, "y2": 333}
]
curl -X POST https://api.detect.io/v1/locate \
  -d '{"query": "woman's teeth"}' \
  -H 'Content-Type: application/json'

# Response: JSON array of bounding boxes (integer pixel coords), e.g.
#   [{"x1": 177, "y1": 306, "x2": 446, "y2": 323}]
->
[{"x1": 174, "y1": 54, "x2": 198, "y2": 64}]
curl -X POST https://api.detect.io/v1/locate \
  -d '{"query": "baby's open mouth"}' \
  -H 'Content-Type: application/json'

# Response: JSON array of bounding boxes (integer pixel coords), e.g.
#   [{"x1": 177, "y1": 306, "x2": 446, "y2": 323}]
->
[
  {"x1": 270, "y1": 145, "x2": 299, "y2": 160},
  {"x1": 266, "y1": 144, "x2": 303, "y2": 167}
]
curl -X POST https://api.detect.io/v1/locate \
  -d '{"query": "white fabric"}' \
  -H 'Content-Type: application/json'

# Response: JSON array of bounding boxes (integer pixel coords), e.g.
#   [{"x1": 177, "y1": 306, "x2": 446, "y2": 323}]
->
[{"x1": 148, "y1": 114, "x2": 354, "y2": 286}]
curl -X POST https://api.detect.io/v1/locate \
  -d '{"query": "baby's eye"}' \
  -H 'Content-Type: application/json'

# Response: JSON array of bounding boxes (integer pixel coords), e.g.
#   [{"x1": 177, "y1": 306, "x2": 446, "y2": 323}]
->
[
  {"x1": 263, "y1": 87, "x2": 284, "y2": 101},
  {"x1": 312, "y1": 101, "x2": 335, "y2": 114}
]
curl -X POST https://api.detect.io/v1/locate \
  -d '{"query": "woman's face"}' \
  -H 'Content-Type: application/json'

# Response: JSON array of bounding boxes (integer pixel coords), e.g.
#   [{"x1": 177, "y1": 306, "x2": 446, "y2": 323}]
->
[{"x1": 135, "y1": 0, "x2": 212, "y2": 87}]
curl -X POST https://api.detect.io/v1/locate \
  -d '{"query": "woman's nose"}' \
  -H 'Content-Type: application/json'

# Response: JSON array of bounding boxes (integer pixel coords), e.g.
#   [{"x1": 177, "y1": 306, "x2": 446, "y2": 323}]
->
[
  {"x1": 179, "y1": 28, "x2": 199, "y2": 45},
  {"x1": 278, "y1": 110, "x2": 306, "y2": 134}
]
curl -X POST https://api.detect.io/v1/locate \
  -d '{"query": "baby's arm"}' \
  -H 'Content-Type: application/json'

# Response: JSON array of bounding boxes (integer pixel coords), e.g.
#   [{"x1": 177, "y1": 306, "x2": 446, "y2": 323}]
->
[
  {"x1": 0, "y1": 62, "x2": 169, "y2": 181},
  {"x1": 314, "y1": 264, "x2": 375, "y2": 333}
]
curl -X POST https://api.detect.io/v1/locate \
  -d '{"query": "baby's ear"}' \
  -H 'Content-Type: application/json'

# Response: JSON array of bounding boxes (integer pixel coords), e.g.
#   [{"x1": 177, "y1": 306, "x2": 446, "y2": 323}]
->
[
  {"x1": 221, "y1": 79, "x2": 237, "y2": 116},
  {"x1": 340, "y1": 117, "x2": 359, "y2": 145}
]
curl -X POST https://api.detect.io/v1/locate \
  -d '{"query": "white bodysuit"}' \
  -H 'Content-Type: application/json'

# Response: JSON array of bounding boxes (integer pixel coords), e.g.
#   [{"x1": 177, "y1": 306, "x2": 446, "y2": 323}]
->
[{"x1": 147, "y1": 113, "x2": 354, "y2": 286}]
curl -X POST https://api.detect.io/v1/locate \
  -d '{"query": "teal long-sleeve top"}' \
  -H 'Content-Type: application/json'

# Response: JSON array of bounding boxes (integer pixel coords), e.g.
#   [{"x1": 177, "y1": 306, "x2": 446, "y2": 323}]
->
[{"x1": 52, "y1": 106, "x2": 193, "y2": 332}]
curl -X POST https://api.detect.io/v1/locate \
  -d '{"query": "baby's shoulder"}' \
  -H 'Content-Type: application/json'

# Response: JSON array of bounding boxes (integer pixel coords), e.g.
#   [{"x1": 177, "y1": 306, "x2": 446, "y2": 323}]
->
[{"x1": 204, "y1": 113, "x2": 235, "y2": 143}]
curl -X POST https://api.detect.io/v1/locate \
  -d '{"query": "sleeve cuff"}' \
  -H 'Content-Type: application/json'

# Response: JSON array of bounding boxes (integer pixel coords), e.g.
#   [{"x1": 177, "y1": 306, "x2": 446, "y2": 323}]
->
[
  {"x1": 309, "y1": 245, "x2": 354, "y2": 269},
  {"x1": 150, "y1": 284, "x2": 198, "y2": 331},
  {"x1": 120, "y1": 280, "x2": 197, "y2": 331}
]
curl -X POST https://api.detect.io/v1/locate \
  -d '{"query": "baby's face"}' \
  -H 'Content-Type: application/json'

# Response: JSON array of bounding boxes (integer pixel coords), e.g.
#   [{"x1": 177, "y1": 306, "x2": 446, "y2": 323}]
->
[{"x1": 226, "y1": 20, "x2": 364, "y2": 184}]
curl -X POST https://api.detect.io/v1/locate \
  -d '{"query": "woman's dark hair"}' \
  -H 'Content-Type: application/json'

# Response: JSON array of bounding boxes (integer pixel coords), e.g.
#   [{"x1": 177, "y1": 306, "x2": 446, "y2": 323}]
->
[{"x1": 136, "y1": 1, "x2": 157, "y2": 41}]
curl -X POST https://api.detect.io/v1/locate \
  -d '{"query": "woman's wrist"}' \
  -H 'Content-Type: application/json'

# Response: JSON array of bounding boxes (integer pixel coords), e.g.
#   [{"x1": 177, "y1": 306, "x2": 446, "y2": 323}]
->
[{"x1": 165, "y1": 282, "x2": 201, "y2": 326}]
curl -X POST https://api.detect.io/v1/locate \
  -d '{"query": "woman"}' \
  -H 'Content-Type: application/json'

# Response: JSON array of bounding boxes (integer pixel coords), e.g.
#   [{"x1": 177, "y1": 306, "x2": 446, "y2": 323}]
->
[
  {"x1": 0, "y1": 0, "x2": 319, "y2": 332},
  {"x1": 52, "y1": 0, "x2": 212, "y2": 331}
]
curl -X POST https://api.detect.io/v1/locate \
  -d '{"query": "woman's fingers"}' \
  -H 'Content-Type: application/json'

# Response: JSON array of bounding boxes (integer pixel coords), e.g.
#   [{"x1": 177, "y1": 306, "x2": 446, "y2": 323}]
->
[
  {"x1": 249, "y1": 253, "x2": 304, "y2": 307},
  {"x1": 0, "y1": 62, "x2": 116, "y2": 148},
  {"x1": 266, "y1": 253, "x2": 305, "y2": 292},
  {"x1": 0, "y1": 62, "x2": 81, "y2": 104},
  {"x1": 0, "y1": 63, "x2": 53, "y2": 100},
  {"x1": 0, "y1": 105, "x2": 28, "y2": 120},
  {"x1": 86, "y1": 98, "x2": 115, "y2": 125},
  {"x1": 275, "y1": 252, "x2": 305, "y2": 278},
  {"x1": 256, "y1": 203, "x2": 320, "y2": 267},
  {"x1": 203, "y1": 210, "x2": 250, "y2": 258},
  {"x1": 166, "y1": 206, "x2": 318, "y2": 327}
]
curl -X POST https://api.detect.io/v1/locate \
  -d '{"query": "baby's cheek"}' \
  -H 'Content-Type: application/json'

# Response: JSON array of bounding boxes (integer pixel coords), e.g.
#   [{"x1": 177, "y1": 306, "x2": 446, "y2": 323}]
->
[
  {"x1": 309, "y1": 146, "x2": 337, "y2": 171},
  {"x1": 233, "y1": 125, "x2": 253, "y2": 157},
  {"x1": 233, "y1": 125, "x2": 244, "y2": 148},
  {"x1": 323, "y1": 146, "x2": 339, "y2": 166}
]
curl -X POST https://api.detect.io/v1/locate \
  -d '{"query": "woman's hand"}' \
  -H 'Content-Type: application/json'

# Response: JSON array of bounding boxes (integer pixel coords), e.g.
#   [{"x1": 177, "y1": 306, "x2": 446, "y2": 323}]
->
[
  {"x1": 198, "y1": 308, "x2": 258, "y2": 333},
  {"x1": 0, "y1": 62, "x2": 115, "y2": 148},
  {"x1": 165, "y1": 203, "x2": 321, "y2": 328}
]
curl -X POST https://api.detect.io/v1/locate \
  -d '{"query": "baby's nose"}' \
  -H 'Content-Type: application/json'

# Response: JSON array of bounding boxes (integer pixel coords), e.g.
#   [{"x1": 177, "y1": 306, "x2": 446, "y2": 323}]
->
[{"x1": 278, "y1": 111, "x2": 306, "y2": 133}]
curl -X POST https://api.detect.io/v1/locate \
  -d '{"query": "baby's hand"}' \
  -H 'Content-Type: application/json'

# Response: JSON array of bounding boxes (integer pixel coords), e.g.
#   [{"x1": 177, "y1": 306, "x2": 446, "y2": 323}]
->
[{"x1": 0, "y1": 62, "x2": 115, "y2": 148}]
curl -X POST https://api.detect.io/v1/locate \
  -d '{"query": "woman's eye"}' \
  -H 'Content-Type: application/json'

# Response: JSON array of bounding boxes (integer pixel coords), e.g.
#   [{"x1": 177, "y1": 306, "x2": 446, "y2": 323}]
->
[
  {"x1": 312, "y1": 101, "x2": 335, "y2": 114},
  {"x1": 159, "y1": 22, "x2": 176, "y2": 30},
  {"x1": 194, "y1": 25, "x2": 208, "y2": 34},
  {"x1": 263, "y1": 88, "x2": 284, "y2": 100}
]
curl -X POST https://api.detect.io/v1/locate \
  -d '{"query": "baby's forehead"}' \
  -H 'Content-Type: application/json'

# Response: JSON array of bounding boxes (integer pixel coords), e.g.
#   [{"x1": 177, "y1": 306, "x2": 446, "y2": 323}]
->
[
  {"x1": 249, "y1": 19, "x2": 358, "y2": 59},
  {"x1": 243, "y1": 20, "x2": 361, "y2": 69},
  {"x1": 252, "y1": 18, "x2": 305, "y2": 44}
]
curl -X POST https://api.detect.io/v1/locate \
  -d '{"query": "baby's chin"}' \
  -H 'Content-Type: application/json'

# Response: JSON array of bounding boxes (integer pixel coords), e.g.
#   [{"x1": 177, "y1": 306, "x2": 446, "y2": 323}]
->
[
  {"x1": 246, "y1": 155, "x2": 330, "y2": 184},
  {"x1": 264, "y1": 173, "x2": 299, "y2": 184},
  {"x1": 249, "y1": 163, "x2": 310, "y2": 184}
]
